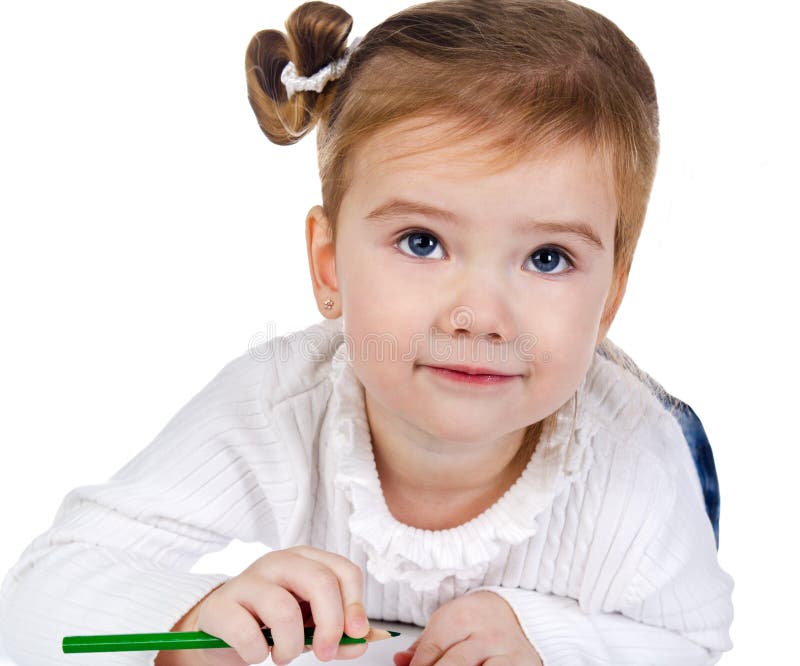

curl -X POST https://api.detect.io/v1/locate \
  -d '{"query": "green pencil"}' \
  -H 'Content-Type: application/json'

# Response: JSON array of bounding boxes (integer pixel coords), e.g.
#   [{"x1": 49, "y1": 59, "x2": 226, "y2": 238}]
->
[{"x1": 62, "y1": 626, "x2": 401, "y2": 653}]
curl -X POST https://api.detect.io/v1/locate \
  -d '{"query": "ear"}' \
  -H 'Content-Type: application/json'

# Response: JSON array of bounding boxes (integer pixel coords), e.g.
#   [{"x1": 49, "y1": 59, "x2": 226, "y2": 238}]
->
[
  {"x1": 595, "y1": 270, "x2": 628, "y2": 347},
  {"x1": 305, "y1": 205, "x2": 340, "y2": 317}
]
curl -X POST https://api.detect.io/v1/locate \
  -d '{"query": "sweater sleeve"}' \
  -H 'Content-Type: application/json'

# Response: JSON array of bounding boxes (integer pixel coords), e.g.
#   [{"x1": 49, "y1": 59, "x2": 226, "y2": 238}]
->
[
  {"x1": 470, "y1": 444, "x2": 735, "y2": 666},
  {"x1": 0, "y1": 351, "x2": 291, "y2": 666}
]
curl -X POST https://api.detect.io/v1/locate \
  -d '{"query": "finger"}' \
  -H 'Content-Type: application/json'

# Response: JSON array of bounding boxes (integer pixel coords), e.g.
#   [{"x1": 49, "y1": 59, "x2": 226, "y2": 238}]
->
[
  {"x1": 482, "y1": 658, "x2": 513, "y2": 666},
  {"x1": 264, "y1": 554, "x2": 348, "y2": 661},
  {"x1": 288, "y1": 546, "x2": 370, "y2": 639},
  {"x1": 408, "y1": 639, "x2": 447, "y2": 666},
  {"x1": 197, "y1": 598, "x2": 271, "y2": 666},
  {"x1": 197, "y1": 647, "x2": 250, "y2": 666},
  {"x1": 404, "y1": 637, "x2": 420, "y2": 652},
  {"x1": 393, "y1": 649, "x2": 415, "y2": 666},
  {"x1": 408, "y1": 621, "x2": 469, "y2": 666},
  {"x1": 421, "y1": 638, "x2": 486, "y2": 666},
  {"x1": 334, "y1": 641, "x2": 369, "y2": 661},
  {"x1": 394, "y1": 637, "x2": 419, "y2": 666},
  {"x1": 244, "y1": 584, "x2": 305, "y2": 666}
]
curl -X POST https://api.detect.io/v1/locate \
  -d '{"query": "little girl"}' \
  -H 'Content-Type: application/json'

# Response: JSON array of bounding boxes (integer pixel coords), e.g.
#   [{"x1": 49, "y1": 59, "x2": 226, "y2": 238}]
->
[{"x1": 0, "y1": 1, "x2": 734, "y2": 664}]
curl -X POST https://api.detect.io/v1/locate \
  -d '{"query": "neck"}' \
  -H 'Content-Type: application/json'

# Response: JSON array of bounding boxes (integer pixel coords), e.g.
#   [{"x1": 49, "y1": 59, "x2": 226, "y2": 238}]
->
[{"x1": 366, "y1": 394, "x2": 534, "y2": 530}]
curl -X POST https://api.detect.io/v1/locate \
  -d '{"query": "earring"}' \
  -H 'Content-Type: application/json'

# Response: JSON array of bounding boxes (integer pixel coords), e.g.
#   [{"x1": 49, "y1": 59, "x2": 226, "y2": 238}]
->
[{"x1": 323, "y1": 298, "x2": 334, "y2": 310}]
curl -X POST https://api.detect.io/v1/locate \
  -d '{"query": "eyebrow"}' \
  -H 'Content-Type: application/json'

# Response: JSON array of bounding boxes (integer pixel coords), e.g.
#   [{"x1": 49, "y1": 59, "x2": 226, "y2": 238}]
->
[{"x1": 363, "y1": 198, "x2": 605, "y2": 251}]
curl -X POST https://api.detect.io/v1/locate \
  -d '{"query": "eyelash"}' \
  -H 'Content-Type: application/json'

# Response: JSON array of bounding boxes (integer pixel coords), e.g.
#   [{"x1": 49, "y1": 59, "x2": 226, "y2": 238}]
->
[{"x1": 392, "y1": 228, "x2": 577, "y2": 276}]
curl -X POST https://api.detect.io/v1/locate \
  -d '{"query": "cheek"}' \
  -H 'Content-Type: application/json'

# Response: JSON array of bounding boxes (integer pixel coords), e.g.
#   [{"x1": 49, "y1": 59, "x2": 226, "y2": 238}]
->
[
  {"x1": 339, "y1": 249, "x2": 396, "y2": 323},
  {"x1": 342, "y1": 243, "x2": 398, "y2": 297},
  {"x1": 519, "y1": 290, "x2": 604, "y2": 389},
  {"x1": 348, "y1": 341, "x2": 415, "y2": 415},
  {"x1": 344, "y1": 250, "x2": 435, "y2": 334},
  {"x1": 519, "y1": 341, "x2": 593, "y2": 424}
]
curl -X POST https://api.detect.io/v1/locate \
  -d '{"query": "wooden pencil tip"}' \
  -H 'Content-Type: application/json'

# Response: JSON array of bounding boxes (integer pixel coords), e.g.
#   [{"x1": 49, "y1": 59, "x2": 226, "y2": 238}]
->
[{"x1": 364, "y1": 627, "x2": 402, "y2": 642}]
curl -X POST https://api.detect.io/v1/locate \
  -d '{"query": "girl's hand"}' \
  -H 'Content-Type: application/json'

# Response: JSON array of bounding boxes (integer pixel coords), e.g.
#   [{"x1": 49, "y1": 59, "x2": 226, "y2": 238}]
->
[
  {"x1": 187, "y1": 545, "x2": 371, "y2": 665},
  {"x1": 393, "y1": 591, "x2": 543, "y2": 666}
]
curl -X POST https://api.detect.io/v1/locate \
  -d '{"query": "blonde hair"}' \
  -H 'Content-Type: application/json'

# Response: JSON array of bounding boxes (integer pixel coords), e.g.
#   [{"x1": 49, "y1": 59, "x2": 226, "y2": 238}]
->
[{"x1": 245, "y1": 0, "x2": 677, "y2": 462}]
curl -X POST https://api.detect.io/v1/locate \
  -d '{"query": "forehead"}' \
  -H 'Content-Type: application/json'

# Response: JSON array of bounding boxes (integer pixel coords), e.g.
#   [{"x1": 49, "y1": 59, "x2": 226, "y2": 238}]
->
[{"x1": 345, "y1": 116, "x2": 617, "y2": 234}]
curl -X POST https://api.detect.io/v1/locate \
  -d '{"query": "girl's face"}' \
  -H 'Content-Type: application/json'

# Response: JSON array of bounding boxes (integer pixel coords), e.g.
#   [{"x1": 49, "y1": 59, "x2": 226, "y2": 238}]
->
[{"x1": 313, "y1": 117, "x2": 619, "y2": 449}]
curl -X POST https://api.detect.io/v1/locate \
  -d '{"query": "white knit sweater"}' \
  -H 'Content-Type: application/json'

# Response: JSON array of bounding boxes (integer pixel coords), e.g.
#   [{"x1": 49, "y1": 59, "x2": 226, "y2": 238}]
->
[{"x1": 0, "y1": 317, "x2": 734, "y2": 665}]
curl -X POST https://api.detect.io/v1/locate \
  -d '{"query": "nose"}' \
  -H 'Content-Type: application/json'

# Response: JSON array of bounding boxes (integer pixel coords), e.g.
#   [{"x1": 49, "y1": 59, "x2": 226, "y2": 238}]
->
[
  {"x1": 446, "y1": 307, "x2": 504, "y2": 341},
  {"x1": 434, "y1": 273, "x2": 515, "y2": 346}
]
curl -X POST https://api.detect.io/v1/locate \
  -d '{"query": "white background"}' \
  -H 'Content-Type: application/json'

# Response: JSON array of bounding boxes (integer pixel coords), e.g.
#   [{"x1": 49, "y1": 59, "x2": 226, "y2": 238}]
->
[{"x1": 0, "y1": 1, "x2": 796, "y2": 664}]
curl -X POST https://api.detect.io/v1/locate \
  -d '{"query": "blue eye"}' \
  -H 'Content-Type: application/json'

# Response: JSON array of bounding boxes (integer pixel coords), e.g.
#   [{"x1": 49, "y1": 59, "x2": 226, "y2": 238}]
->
[
  {"x1": 396, "y1": 230, "x2": 444, "y2": 259},
  {"x1": 394, "y1": 229, "x2": 575, "y2": 275},
  {"x1": 524, "y1": 246, "x2": 575, "y2": 275}
]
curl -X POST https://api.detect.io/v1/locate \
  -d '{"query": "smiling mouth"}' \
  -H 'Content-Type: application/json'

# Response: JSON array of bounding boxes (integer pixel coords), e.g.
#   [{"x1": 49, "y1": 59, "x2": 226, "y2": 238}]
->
[
  {"x1": 425, "y1": 364, "x2": 518, "y2": 377},
  {"x1": 423, "y1": 365, "x2": 519, "y2": 386}
]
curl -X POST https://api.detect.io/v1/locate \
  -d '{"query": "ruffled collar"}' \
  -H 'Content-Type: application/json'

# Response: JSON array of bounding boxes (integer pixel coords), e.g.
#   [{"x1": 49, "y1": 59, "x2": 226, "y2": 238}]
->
[{"x1": 321, "y1": 328, "x2": 599, "y2": 592}]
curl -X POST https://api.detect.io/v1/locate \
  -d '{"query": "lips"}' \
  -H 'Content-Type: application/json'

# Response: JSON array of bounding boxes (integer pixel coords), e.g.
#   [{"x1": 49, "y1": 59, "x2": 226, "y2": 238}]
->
[{"x1": 426, "y1": 364, "x2": 516, "y2": 377}]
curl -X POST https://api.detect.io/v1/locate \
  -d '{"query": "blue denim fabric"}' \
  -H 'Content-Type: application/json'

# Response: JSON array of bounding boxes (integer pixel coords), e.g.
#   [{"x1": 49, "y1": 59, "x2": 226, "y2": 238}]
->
[{"x1": 653, "y1": 394, "x2": 720, "y2": 550}]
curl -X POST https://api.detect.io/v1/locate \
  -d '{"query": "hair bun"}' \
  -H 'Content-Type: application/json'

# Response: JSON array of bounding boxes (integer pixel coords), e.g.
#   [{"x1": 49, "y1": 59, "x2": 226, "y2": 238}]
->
[{"x1": 245, "y1": 1, "x2": 354, "y2": 145}]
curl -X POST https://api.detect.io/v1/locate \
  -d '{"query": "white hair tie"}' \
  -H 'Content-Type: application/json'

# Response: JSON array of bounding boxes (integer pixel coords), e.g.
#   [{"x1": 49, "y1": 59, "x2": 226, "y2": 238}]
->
[{"x1": 280, "y1": 35, "x2": 364, "y2": 100}]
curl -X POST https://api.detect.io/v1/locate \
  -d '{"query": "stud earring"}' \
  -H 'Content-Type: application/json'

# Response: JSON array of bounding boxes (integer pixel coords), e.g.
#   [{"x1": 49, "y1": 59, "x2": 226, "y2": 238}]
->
[{"x1": 323, "y1": 298, "x2": 334, "y2": 310}]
